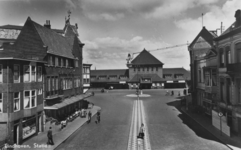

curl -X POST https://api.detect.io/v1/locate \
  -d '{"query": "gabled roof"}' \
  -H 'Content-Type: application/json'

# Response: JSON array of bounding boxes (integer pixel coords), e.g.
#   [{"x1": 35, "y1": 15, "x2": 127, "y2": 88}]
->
[
  {"x1": 91, "y1": 69, "x2": 129, "y2": 76},
  {"x1": 204, "y1": 48, "x2": 217, "y2": 58},
  {"x1": 189, "y1": 27, "x2": 217, "y2": 49},
  {"x1": 131, "y1": 49, "x2": 164, "y2": 65},
  {"x1": 29, "y1": 18, "x2": 75, "y2": 58}
]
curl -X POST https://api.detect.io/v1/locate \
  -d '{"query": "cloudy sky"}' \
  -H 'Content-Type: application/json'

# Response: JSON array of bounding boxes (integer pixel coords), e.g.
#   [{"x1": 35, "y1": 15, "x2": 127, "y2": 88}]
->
[{"x1": 0, "y1": 0, "x2": 240, "y2": 70}]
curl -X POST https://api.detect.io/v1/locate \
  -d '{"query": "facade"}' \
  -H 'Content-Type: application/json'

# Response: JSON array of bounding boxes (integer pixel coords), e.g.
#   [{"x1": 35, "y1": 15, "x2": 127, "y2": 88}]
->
[
  {"x1": 91, "y1": 49, "x2": 190, "y2": 89},
  {"x1": 83, "y1": 64, "x2": 92, "y2": 93},
  {"x1": 188, "y1": 26, "x2": 217, "y2": 111},
  {"x1": 215, "y1": 9, "x2": 241, "y2": 137},
  {"x1": 0, "y1": 16, "x2": 89, "y2": 145}
]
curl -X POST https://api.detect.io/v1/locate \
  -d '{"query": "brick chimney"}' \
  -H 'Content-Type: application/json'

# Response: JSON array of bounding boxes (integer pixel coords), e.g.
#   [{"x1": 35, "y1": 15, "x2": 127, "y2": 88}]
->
[
  {"x1": 44, "y1": 20, "x2": 51, "y2": 29},
  {"x1": 235, "y1": 9, "x2": 241, "y2": 27}
]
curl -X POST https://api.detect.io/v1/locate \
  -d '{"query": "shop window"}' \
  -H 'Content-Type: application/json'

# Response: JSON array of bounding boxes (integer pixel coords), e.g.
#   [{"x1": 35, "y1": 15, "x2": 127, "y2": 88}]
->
[
  {"x1": 14, "y1": 92, "x2": 20, "y2": 112},
  {"x1": 24, "y1": 90, "x2": 37, "y2": 109},
  {"x1": 22, "y1": 117, "x2": 36, "y2": 140},
  {"x1": 236, "y1": 43, "x2": 241, "y2": 63},
  {"x1": 0, "y1": 93, "x2": 2, "y2": 112},
  {"x1": 13, "y1": 65, "x2": 20, "y2": 83},
  {"x1": 37, "y1": 66, "x2": 42, "y2": 82},
  {"x1": 38, "y1": 89, "x2": 42, "y2": 95},
  {"x1": 0, "y1": 65, "x2": 2, "y2": 83},
  {"x1": 24, "y1": 65, "x2": 30, "y2": 82}
]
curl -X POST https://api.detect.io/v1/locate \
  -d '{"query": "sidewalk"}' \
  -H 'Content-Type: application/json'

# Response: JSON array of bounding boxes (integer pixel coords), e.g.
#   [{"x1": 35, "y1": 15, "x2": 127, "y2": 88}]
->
[
  {"x1": 16, "y1": 105, "x2": 101, "y2": 150},
  {"x1": 181, "y1": 107, "x2": 241, "y2": 150}
]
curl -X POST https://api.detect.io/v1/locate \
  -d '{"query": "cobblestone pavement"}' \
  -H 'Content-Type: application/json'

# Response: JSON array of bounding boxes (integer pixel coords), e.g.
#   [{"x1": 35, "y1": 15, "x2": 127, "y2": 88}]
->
[{"x1": 57, "y1": 89, "x2": 230, "y2": 150}]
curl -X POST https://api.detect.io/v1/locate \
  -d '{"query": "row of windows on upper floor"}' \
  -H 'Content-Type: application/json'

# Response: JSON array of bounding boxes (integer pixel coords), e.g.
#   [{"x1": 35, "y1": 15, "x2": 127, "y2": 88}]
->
[
  {"x1": 83, "y1": 67, "x2": 90, "y2": 74},
  {"x1": 219, "y1": 42, "x2": 241, "y2": 67},
  {"x1": 133, "y1": 67, "x2": 159, "y2": 72},
  {"x1": 48, "y1": 55, "x2": 79, "y2": 68},
  {"x1": 0, "y1": 90, "x2": 40, "y2": 113},
  {"x1": 90, "y1": 74, "x2": 184, "y2": 79},
  {"x1": 0, "y1": 64, "x2": 42, "y2": 83}
]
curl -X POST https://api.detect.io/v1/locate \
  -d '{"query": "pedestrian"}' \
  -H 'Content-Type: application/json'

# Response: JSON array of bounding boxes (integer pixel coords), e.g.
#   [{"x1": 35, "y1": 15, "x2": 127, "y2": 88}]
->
[
  {"x1": 138, "y1": 123, "x2": 145, "y2": 139},
  {"x1": 95, "y1": 111, "x2": 101, "y2": 124},
  {"x1": 47, "y1": 127, "x2": 54, "y2": 145},
  {"x1": 88, "y1": 111, "x2": 92, "y2": 123}
]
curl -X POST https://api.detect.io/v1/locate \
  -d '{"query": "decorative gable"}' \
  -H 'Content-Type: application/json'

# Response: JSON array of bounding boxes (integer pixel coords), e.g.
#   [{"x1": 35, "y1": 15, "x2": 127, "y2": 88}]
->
[{"x1": 193, "y1": 36, "x2": 211, "y2": 49}]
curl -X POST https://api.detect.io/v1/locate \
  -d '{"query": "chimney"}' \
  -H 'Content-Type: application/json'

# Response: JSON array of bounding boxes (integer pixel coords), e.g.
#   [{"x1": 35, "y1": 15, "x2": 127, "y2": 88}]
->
[
  {"x1": 44, "y1": 20, "x2": 51, "y2": 29},
  {"x1": 235, "y1": 9, "x2": 241, "y2": 27}
]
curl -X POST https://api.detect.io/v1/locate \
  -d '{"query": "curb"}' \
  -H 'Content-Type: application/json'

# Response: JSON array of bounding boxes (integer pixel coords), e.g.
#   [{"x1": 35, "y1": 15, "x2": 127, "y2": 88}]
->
[
  {"x1": 53, "y1": 107, "x2": 100, "y2": 150},
  {"x1": 179, "y1": 108, "x2": 233, "y2": 150}
]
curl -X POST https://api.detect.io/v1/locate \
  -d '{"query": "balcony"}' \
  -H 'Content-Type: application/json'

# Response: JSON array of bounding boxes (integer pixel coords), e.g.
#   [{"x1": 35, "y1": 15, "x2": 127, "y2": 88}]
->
[
  {"x1": 227, "y1": 63, "x2": 241, "y2": 73},
  {"x1": 205, "y1": 86, "x2": 217, "y2": 93}
]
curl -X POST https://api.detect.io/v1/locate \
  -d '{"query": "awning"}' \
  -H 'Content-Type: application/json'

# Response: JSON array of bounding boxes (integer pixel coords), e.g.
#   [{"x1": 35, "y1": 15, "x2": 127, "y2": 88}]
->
[{"x1": 44, "y1": 93, "x2": 92, "y2": 110}]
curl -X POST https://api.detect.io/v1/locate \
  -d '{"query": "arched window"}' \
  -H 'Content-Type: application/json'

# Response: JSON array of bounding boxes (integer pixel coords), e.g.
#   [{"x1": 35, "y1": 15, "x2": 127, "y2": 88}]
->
[
  {"x1": 219, "y1": 48, "x2": 224, "y2": 67},
  {"x1": 226, "y1": 46, "x2": 231, "y2": 64}
]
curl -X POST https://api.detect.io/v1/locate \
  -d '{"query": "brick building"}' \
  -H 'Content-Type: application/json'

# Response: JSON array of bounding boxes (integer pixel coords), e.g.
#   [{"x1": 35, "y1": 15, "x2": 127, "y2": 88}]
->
[
  {"x1": 83, "y1": 63, "x2": 92, "y2": 93},
  {"x1": 0, "y1": 16, "x2": 89, "y2": 145}
]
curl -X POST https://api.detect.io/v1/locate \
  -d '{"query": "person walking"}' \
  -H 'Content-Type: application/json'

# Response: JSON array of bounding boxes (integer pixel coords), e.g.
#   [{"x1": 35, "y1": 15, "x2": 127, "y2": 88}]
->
[
  {"x1": 95, "y1": 111, "x2": 101, "y2": 124},
  {"x1": 88, "y1": 111, "x2": 92, "y2": 123},
  {"x1": 138, "y1": 123, "x2": 145, "y2": 139},
  {"x1": 47, "y1": 127, "x2": 54, "y2": 145}
]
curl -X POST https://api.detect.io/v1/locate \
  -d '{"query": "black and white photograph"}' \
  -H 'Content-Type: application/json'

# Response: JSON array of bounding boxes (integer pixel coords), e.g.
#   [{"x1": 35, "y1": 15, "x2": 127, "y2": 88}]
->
[{"x1": 0, "y1": 0, "x2": 241, "y2": 150}]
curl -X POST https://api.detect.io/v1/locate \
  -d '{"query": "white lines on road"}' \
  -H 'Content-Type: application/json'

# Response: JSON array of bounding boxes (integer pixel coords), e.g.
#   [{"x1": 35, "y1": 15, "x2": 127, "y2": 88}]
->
[{"x1": 127, "y1": 100, "x2": 151, "y2": 150}]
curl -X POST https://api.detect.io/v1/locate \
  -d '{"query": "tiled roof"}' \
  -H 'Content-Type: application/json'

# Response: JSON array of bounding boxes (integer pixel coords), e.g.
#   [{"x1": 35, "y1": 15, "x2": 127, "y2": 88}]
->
[
  {"x1": 189, "y1": 27, "x2": 216, "y2": 48},
  {"x1": 31, "y1": 20, "x2": 75, "y2": 59},
  {"x1": 163, "y1": 68, "x2": 190, "y2": 80},
  {"x1": 129, "y1": 74, "x2": 164, "y2": 82},
  {"x1": 131, "y1": 49, "x2": 164, "y2": 65},
  {"x1": 91, "y1": 69, "x2": 129, "y2": 76}
]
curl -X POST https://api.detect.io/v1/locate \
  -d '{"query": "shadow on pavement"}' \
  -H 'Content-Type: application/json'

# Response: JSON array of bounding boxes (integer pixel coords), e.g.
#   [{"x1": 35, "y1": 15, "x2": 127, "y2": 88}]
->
[{"x1": 166, "y1": 100, "x2": 226, "y2": 146}]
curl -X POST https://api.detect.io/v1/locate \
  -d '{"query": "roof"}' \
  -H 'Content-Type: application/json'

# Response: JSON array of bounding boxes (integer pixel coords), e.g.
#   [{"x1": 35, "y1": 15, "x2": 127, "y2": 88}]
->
[
  {"x1": 0, "y1": 25, "x2": 23, "y2": 30},
  {"x1": 129, "y1": 74, "x2": 164, "y2": 82},
  {"x1": 189, "y1": 27, "x2": 216, "y2": 49},
  {"x1": 131, "y1": 49, "x2": 164, "y2": 65},
  {"x1": 83, "y1": 63, "x2": 92, "y2": 66},
  {"x1": 163, "y1": 68, "x2": 190, "y2": 79},
  {"x1": 30, "y1": 19, "x2": 75, "y2": 58},
  {"x1": 91, "y1": 69, "x2": 129, "y2": 76}
]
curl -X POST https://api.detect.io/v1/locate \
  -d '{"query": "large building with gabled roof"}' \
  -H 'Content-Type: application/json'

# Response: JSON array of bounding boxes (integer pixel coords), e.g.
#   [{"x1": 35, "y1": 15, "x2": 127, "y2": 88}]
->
[{"x1": 91, "y1": 49, "x2": 190, "y2": 89}]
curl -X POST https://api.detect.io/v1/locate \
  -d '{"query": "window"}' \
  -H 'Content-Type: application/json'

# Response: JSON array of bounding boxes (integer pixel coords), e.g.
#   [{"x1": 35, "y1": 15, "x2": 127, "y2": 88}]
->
[
  {"x1": 13, "y1": 92, "x2": 20, "y2": 112},
  {"x1": 14, "y1": 65, "x2": 20, "y2": 83},
  {"x1": 47, "y1": 77, "x2": 51, "y2": 92},
  {"x1": 236, "y1": 43, "x2": 241, "y2": 63},
  {"x1": 24, "y1": 91, "x2": 30, "y2": 109},
  {"x1": 66, "y1": 59, "x2": 69, "y2": 67},
  {"x1": 238, "y1": 79, "x2": 241, "y2": 104},
  {"x1": 37, "y1": 66, "x2": 42, "y2": 82},
  {"x1": 220, "y1": 79, "x2": 225, "y2": 102},
  {"x1": 61, "y1": 58, "x2": 63, "y2": 67},
  {"x1": 52, "y1": 77, "x2": 55, "y2": 91},
  {"x1": 134, "y1": 67, "x2": 135, "y2": 72},
  {"x1": 211, "y1": 69, "x2": 217, "y2": 86},
  {"x1": 220, "y1": 49, "x2": 225, "y2": 67},
  {"x1": 75, "y1": 60, "x2": 78, "y2": 67},
  {"x1": 147, "y1": 67, "x2": 149, "y2": 71},
  {"x1": 0, "y1": 93, "x2": 2, "y2": 112},
  {"x1": 151, "y1": 67, "x2": 154, "y2": 71},
  {"x1": 138, "y1": 67, "x2": 140, "y2": 72},
  {"x1": 38, "y1": 89, "x2": 42, "y2": 95},
  {"x1": 55, "y1": 57, "x2": 58, "y2": 66},
  {"x1": 24, "y1": 90, "x2": 36, "y2": 109},
  {"x1": 52, "y1": 56, "x2": 55, "y2": 66},
  {"x1": 156, "y1": 67, "x2": 158, "y2": 71},
  {"x1": 55, "y1": 77, "x2": 58, "y2": 90},
  {"x1": 226, "y1": 47, "x2": 231, "y2": 64},
  {"x1": 227, "y1": 78, "x2": 231, "y2": 104},
  {"x1": 24, "y1": 65, "x2": 30, "y2": 82},
  {"x1": 31, "y1": 65, "x2": 36, "y2": 82},
  {"x1": 198, "y1": 68, "x2": 201, "y2": 83},
  {"x1": 0, "y1": 65, "x2": 2, "y2": 83},
  {"x1": 142, "y1": 67, "x2": 144, "y2": 71},
  {"x1": 48, "y1": 56, "x2": 53, "y2": 66}
]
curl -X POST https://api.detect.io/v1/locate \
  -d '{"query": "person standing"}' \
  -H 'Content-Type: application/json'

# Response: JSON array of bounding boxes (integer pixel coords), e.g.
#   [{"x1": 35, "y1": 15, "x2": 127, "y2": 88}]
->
[
  {"x1": 88, "y1": 111, "x2": 92, "y2": 123},
  {"x1": 138, "y1": 123, "x2": 145, "y2": 139},
  {"x1": 47, "y1": 127, "x2": 54, "y2": 145},
  {"x1": 95, "y1": 111, "x2": 101, "y2": 124}
]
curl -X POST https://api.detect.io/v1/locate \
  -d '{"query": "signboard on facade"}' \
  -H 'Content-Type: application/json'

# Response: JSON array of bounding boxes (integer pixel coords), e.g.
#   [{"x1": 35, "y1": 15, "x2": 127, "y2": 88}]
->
[
  {"x1": 166, "y1": 81, "x2": 173, "y2": 83},
  {"x1": 119, "y1": 81, "x2": 126, "y2": 84},
  {"x1": 178, "y1": 80, "x2": 185, "y2": 83}
]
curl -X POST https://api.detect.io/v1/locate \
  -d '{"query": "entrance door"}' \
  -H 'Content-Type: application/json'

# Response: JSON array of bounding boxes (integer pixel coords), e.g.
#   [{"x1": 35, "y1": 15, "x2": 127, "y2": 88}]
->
[{"x1": 13, "y1": 125, "x2": 19, "y2": 144}]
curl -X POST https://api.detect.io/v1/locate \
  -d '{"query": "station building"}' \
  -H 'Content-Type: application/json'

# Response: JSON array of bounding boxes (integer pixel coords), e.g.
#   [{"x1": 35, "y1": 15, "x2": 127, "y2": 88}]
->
[{"x1": 91, "y1": 49, "x2": 190, "y2": 89}]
